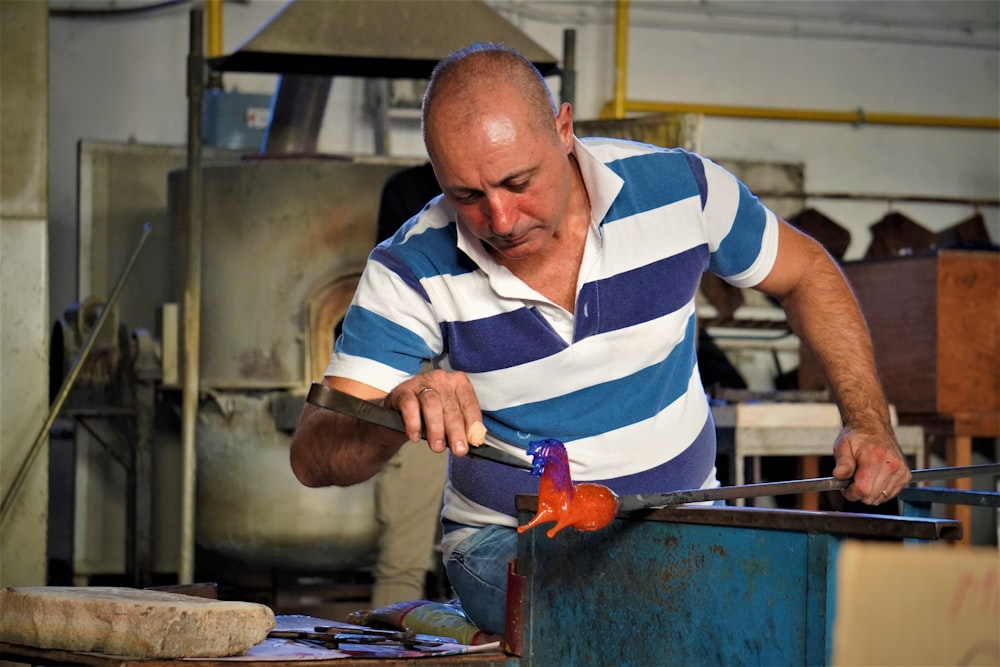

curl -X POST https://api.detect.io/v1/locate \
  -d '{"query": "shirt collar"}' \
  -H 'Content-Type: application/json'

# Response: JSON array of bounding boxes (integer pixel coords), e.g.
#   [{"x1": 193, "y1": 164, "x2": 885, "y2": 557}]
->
[{"x1": 571, "y1": 135, "x2": 624, "y2": 227}]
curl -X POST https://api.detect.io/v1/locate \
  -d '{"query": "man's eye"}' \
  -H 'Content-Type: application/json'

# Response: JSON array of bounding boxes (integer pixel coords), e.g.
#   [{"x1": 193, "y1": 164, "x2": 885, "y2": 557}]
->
[{"x1": 508, "y1": 181, "x2": 529, "y2": 192}]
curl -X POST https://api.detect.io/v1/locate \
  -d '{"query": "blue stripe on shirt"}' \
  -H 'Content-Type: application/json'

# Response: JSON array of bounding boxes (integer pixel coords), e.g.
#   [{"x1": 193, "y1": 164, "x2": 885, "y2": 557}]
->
[
  {"x1": 483, "y1": 315, "x2": 699, "y2": 445},
  {"x1": 449, "y1": 409, "x2": 717, "y2": 518},
  {"x1": 575, "y1": 245, "x2": 708, "y2": 340},
  {"x1": 374, "y1": 223, "x2": 478, "y2": 281},
  {"x1": 445, "y1": 307, "x2": 568, "y2": 373},
  {"x1": 443, "y1": 244, "x2": 706, "y2": 370},
  {"x1": 337, "y1": 305, "x2": 434, "y2": 375},
  {"x1": 710, "y1": 180, "x2": 767, "y2": 276},
  {"x1": 369, "y1": 246, "x2": 430, "y2": 301},
  {"x1": 684, "y1": 152, "x2": 709, "y2": 210},
  {"x1": 603, "y1": 150, "x2": 702, "y2": 223}
]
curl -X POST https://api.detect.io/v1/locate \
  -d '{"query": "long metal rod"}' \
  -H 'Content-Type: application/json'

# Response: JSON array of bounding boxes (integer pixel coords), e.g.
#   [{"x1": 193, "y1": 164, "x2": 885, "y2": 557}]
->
[
  {"x1": 599, "y1": 98, "x2": 1000, "y2": 130},
  {"x1": 616, "y1": 463, "x2": 1000, "y2": 512},
  {"x1": 753, "y1": 189, "x2": 999, "y2": 207},
  {"x1": 179, "y1": 5, "x2": 205, "y2": 585},
  {"x1": 1, "y1": 223, "x2": 152, "y2": 523}
]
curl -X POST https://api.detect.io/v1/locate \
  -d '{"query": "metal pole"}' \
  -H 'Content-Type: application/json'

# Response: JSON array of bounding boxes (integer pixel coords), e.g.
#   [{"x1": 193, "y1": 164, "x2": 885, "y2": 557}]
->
[
  {"x1": 599, "y1": 99, "x2": 1000, "y2": 130},
  {"x1": 0, "y1": 224, "x2": 153, "y2": 523},
  {"x1": 260, "y1": 74, "x2": 332, "y2": 155},
  {"x1": 612, "y1": 0, "x2": 629, "y2": 119},
  {"x1": 560, "y1": 29, "x2": 576, "y2": 108},
  {"x1": 747, "y1": 190, "x2": 999, "y2": 208},
  {"x1": 179, "y1": 5, "x2": 205, "y2": 585},
  {"x1": 617, "y1": 463, "x2": 1000, "y2": 512}
]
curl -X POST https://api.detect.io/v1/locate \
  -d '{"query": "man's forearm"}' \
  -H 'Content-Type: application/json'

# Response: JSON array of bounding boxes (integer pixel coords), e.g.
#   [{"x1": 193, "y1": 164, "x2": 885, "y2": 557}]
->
[
  {"x1": 779, "y1": 252, "x2": 894, "y2": 435},
  {"x1": 757, "y1": 223, "x2": 910, "y2": 497},
  {"x1": 290, "y1": 403, "x2": 407, "y2": 487}
]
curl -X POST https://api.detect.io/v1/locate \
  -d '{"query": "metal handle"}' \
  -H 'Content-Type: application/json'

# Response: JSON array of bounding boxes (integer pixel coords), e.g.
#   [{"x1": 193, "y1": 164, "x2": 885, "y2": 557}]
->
[{"x1": 306, "y1": 383, "x2": 532, "y2": 471}]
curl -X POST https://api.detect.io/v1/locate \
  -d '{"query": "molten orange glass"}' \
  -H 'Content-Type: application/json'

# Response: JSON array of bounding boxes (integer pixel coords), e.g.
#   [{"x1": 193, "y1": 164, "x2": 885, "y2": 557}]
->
[{"x1": 516, "y1": 439, "x2": 619, "y2": 538}]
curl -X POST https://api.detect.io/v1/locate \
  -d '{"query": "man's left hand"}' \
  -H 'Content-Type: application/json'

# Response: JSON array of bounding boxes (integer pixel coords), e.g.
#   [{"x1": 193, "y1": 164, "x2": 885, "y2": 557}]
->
[{"x1": 831, "y1": 427, "x2": 912, "y2": 504}]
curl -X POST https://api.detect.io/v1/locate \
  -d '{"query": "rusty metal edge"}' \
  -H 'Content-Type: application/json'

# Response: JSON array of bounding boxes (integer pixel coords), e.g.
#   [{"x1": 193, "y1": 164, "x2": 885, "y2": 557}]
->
[{"x1": 514, "y1": 495, "x2": 963, "y2": 541}]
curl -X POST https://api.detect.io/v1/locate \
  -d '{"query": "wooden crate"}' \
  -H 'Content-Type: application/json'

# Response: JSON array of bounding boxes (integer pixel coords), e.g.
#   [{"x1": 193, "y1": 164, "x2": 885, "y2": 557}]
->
[{"x1": 800, "y1": 250, "x2": 999, "y2": 417}]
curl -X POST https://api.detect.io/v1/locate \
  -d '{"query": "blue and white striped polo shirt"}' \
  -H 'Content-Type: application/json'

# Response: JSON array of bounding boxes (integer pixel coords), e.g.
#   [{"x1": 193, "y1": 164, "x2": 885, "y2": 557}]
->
[{"x1": 327, "y1": 136, "x2": 779, "y2": 532}]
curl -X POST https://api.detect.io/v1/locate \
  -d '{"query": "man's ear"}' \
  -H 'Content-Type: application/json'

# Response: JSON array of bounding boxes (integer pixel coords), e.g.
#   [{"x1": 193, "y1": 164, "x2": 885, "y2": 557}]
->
[{"x1": 555, "y1": 102, "x2": 574, "y2": 152}]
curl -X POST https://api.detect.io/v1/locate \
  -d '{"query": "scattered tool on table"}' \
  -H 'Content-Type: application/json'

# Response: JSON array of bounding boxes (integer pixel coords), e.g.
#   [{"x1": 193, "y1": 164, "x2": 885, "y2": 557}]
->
[
  {"x1": 347, "y1": 599, "x2": 500, "y2": 645},
  {"x1": 268, "y1": 624, "x2": 454, "y2": 650}
]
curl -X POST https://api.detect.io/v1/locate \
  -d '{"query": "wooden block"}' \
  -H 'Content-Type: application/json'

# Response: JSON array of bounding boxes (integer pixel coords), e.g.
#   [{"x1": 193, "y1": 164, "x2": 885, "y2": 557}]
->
[
  {"x1": 832, "y1": 541, "x2": 999, "y2": 666},
  {"x1": 0, "y1": 586, "x2": 274, "y2": 658},
  {"x1": 801, "y1": 251, "x2": 1000, "y2": 417}
]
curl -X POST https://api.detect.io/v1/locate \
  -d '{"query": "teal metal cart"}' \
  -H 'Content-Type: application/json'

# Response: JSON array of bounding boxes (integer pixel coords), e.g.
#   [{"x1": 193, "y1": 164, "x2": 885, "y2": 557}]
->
[{"x1": 508, "y1": 503, "x2": 961, "y2": 666}]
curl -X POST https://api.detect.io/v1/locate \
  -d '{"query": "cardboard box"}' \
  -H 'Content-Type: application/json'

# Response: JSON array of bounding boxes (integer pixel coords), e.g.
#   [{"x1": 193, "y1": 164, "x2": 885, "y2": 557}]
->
[{"x1": 833, "y1": 540, "x2": 999, "y2": 666}]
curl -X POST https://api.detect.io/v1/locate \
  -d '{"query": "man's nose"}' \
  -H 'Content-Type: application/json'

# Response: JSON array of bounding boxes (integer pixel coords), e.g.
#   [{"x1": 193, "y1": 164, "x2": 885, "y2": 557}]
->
[{"x1": 483, "y1": 192, "x2": 517, "y2": 234}]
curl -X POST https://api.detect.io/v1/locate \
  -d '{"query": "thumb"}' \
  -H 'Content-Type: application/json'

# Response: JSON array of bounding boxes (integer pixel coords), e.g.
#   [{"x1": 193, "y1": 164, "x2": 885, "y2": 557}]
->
[{"x1": 831, "y1": 451, "x2": 856, "y2": 481}]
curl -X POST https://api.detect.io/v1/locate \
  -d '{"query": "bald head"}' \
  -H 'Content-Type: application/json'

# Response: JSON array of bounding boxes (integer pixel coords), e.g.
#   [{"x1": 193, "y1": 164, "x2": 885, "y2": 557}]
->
[{"x1": 421, "y1": 43, "x2": 559, "y2": 156}]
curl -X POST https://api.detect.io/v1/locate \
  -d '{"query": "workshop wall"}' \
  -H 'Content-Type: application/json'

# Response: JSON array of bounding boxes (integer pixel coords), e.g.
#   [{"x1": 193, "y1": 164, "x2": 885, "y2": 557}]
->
[{"x1": 47, "y1": 0, "x2": 999, "y2": 325}]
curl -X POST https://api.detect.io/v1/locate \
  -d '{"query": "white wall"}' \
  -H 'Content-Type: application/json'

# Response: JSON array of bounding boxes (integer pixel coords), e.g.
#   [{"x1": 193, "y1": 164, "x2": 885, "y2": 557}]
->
[
  {"x1": 499, "y1": 2, "x2": 1000, "y2": 259},
  {"x1": 48, "y1": 0, "x2": 999, "y2": 322},
  {"x1": 623, "y1": 29, "x2": 1000, "y2": 258}
]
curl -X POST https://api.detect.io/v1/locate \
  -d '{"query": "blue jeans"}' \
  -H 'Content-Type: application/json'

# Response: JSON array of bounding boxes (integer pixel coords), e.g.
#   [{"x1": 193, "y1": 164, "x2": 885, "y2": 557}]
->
[{"x1": 444, "y1": 525, "x2": 517, "y2": 636}]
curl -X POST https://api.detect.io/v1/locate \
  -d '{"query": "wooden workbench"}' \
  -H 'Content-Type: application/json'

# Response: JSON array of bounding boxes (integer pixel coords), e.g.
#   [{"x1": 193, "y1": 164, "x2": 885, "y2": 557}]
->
[{"x1": 0, "y1": 643, "x2": 514, "y2": 667}]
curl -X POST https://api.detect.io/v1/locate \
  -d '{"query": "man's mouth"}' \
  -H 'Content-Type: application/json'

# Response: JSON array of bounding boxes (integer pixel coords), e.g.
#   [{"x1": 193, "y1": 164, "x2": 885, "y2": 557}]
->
[{"x1": 496, "y1": 229, "x2": 531, "y2": 246}]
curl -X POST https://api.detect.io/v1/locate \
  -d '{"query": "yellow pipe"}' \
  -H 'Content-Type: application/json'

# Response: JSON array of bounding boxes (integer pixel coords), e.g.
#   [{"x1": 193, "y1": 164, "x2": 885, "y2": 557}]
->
[
  {"x1": 206, "y1": 0, "x2": 222, "y2": 58},
  {"x1": 612, "y1": 0, "x2": 628, "y2": 119},
  {"x1": 599, "y1": 99, "x2": 1000, "y2": 130}
]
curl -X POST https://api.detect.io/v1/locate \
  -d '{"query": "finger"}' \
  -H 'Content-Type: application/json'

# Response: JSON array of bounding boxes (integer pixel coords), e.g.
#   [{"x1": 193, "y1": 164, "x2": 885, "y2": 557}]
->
[
  {"x1": 392, "y1": 386, "x2": 427, "y2": 443},
  {"x1": 416, "y1": 386, "x2": 448, "y2": 452},
  {"x1": 860, "y1": 476, "x2": 899, "y2": 506},
  {"x1": 831, "y1": 459, "x2": 856, "y2": 482},
  {"x1": 881, "y1": 463, "x2": 913, "y2": 501},
  {"x1": 455, "y1": 384, "x2": 484, "y2": 447},
  {"x1": 871, "y1": 455, "x2": 910, "y2": 503},
  {"x1": 832, "y1": 457, "x2": 860, "y2": 500},
  {"x1": 851, "y1": 471, "x2": 888, "y2": 506},
  {"x1": 438, "y1": 392, "x2": 473, "y2": 456},
  {"x1": 840, "y1": 481, "x2": 864, "y2": 503},
  {"x1": 841, "y1": 461, "x2": 885, "y2": 504}
]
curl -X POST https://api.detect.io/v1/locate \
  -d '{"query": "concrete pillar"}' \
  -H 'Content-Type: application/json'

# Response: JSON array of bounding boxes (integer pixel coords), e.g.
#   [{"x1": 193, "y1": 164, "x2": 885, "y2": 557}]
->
[{"x1": 1, "y1": 0, "x2": 50, "y2": 586}]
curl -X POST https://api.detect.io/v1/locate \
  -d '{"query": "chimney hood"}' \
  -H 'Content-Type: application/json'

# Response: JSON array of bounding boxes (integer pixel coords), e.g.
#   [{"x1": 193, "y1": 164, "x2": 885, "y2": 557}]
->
[{"x1": 209, "y1": 0, "x2": 560, "y2": 79}]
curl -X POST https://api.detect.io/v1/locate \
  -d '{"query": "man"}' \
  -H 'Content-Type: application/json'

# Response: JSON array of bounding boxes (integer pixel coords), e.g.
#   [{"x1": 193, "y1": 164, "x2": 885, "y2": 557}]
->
[{"x1": 291, "y1": 43, "x2": 911, "y2": 636}]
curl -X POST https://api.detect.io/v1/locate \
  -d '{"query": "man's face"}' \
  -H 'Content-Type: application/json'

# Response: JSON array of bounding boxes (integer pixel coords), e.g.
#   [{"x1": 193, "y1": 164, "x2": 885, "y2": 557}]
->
[{"x1": 428, "y1": 96, "x2": 574, "y2": 261}]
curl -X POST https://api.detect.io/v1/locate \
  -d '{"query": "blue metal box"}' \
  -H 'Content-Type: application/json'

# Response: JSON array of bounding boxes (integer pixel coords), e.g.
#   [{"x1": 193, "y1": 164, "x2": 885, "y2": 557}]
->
[{"x1": 510, "y1": 504, "x2": 960, "y2": 666}]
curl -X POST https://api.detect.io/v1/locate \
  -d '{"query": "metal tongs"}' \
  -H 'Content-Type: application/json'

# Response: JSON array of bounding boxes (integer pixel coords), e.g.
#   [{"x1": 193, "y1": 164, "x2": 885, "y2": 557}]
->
[
  {"x1": 269, "y1": 625, "x2": 453, "y2": 649},
  {"x1": 306, "y1": 382, "x2": 533, "y2": 470}
]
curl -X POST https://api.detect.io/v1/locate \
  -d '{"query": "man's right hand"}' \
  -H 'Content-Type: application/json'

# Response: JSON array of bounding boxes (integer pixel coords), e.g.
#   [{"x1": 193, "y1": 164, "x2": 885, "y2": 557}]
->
[{"x1": 385, "y1": 369, "x2": 483, "y2": 456}]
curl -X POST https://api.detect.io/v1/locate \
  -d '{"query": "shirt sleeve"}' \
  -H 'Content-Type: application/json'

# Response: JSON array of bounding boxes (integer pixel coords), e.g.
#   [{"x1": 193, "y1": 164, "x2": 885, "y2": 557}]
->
[{"x1": 700, "y1": 156, "x2": 780, "y2": 288}]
